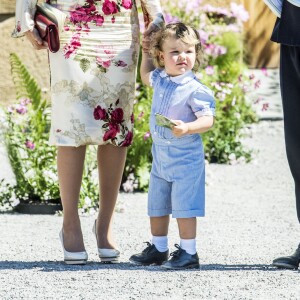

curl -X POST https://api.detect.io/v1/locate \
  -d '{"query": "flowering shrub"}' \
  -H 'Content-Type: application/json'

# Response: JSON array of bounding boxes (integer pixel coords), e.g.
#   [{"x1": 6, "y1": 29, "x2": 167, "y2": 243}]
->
[
  {"x1": 124, "y1": 1, "x2": 260, "y2": 190},
  {"x1": 0, "y1": 53, "x2": 99, "y2": 211}
]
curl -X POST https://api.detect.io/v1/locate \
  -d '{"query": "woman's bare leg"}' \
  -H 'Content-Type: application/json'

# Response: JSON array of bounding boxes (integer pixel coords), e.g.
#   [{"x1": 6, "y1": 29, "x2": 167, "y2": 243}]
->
[
  {"x1": 57, "y1": 146, "x2": 86, "y2": 252},
  {"x1": 96, "y1": 144, "x2": 127, "y2": 249}
]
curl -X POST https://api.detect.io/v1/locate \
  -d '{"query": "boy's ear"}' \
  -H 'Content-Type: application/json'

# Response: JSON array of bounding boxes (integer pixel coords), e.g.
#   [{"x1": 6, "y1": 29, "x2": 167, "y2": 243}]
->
[{"x1": 159, "y1": 51, "x2": 164, "y2": 61}]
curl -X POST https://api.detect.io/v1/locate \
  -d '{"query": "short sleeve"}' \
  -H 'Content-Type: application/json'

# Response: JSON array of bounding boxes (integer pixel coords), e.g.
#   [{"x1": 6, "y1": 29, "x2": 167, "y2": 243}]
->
[
  {"x1": 12, "y1": 0, "x2": 37, "y2": 38},
  {"x1": 149, "y1": 68, "x2": 162, "y2": 87},
  {"x1": 189, "y1": 86, "x2": 216, "y2": 117}
]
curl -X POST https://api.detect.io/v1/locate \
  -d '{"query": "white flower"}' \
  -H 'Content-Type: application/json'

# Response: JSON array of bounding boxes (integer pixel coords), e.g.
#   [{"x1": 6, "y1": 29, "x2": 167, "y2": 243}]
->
[
  {"x1": 43, "y1": 170, "x2": 58, "y2": 182},
  {"x1": 26, "y1": 169, "x2": 35, "y2": 179},
  {"x1": 84, "y1": 196, "x2": 92, "y2": 207},
  {"x1": 228, "y1": 153, "x2": 236, "y2": 161}
]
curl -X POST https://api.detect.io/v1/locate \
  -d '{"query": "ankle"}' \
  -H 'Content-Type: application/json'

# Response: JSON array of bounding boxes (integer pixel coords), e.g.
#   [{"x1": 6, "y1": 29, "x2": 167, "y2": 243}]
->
[
  {"x1": 180, "y1": 238, "x2": 197, "y2": 255},
  {"x1": 152, "y1": 235, "x2": 169, "y2": 252}
]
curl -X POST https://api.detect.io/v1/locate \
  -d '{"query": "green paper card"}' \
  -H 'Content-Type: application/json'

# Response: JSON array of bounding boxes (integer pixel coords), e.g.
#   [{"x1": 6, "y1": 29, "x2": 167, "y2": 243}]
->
[{"x1": 155, "y1": 113, "x2": 177, "y2": 129}]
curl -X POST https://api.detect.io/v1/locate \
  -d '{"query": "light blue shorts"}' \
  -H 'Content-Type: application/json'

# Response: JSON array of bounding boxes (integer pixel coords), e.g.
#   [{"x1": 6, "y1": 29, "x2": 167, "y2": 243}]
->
[{"x1": 148, "y1": 133, "x2": 205, "y2": 218}]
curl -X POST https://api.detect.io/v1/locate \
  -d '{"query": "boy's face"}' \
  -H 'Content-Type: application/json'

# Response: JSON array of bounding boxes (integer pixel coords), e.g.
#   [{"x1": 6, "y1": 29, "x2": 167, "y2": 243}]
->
[{"x1": 159, "y1": 37, "x2": 196, "y2": 76}]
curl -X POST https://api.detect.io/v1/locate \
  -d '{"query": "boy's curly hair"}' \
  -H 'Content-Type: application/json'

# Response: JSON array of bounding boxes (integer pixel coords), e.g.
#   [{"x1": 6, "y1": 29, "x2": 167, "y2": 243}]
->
[{"x1": 149, "y1": 22, "x2": 203, "y2": 72}]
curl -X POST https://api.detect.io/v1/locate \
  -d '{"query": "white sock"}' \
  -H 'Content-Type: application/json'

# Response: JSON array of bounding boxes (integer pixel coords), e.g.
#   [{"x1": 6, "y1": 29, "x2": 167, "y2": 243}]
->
[
  {"x1": 180, "y1": 238, "x2": 196, "y2": 255},
  {"x1": 152, "y1": 235, "x2": 168, "y2": 252}
]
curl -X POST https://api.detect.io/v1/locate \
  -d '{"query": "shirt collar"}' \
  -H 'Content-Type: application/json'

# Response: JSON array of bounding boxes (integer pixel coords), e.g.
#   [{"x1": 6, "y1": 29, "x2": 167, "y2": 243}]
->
[{"x1": 159, "y1": 70, "x2": 195, "y2": 85}]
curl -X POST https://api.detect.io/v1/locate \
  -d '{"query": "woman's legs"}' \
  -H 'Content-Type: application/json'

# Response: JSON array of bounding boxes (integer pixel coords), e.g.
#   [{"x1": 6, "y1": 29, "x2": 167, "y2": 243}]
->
[
  {"x1": 96, "y1": 144, "x2": 127, "y2": 249},
  {"x1": 57, "y1": 146, "x2": 86, "y2": 252}
]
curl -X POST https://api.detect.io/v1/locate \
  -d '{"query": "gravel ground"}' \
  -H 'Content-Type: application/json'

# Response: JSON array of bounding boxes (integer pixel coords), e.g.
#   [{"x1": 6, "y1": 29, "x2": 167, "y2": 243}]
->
[
  {"x1": 1, "y1": 70, "x2": 300, "y2": 299},
  {"x1": 1, "y1": 120, "x2": 300, "y2": 300}
]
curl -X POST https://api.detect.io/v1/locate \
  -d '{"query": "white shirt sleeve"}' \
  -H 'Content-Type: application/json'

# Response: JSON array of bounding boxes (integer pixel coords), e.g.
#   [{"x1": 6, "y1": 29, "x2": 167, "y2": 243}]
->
[{"x1": 12, "y1": 0, "x2": 37, "y2": 38}]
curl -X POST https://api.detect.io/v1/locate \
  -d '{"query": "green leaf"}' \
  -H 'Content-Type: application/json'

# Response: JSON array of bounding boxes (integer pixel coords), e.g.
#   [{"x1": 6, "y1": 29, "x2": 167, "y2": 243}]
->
[{"x1": 80, "y1": 58, "x2": 91, "y2": 73}]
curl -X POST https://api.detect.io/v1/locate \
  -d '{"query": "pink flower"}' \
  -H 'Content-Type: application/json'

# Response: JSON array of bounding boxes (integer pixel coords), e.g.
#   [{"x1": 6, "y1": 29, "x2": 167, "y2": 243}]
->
[
  {"x1": 122, "y1": 0, "x2": 132, "y2": 9},
  {"x1": 254, "y1": 80, "x2": 261, "y2": 89},
  {"x1": 204, "y1": 44, "x2": 227, "y2": 57},
  {"x1": 230, "y1": 3, "x2": 249, "y2": 22},
  {"x1": 137, "y1": 111, "x2": 144, "y2": 120},
  {"x1": 96, "y1": 57, "x2": 111, "y2": 68},
  {"x1": 94, "y1": 106, "x2": 107, "y2": 120},
  {"x1": 216, "y1": 92, "x2": 226, "y2": 102},
  {"x1": 7, "y1": 106, "x2": 14, "y2": 113},
  {"x1": 111, "y1": 108, "x2": 124, "y2": 124},
  {"x1": 111, "y1": 16, "x2": 115, "y2": 23},
  {"x1": 163, "y1": 13, "x2": 180, "y2": 25},
  {"x1": 15, "y1": 104, "x2": 27, "y2": 115},
  {"x1": 262, "y1": 103, "x2": 269, "y2": 111},
  {"x1": 25, "y1": 140, "x2": 35, "y2": 150},
  {"x1": 261, "y1": 68, "x2": 268, "y2": 76},
  {"x1": 64, "y1": 33, "x2": 81, "y2": 58},
  {"x1": 103, "y1": 123, "x2": 120, "y2": 141},
  {"x1": 94, "y1": 14, "x2": 104, "y2": 26},
  {"x1": 205, "y1": 66, "x2": 214, "y2": 76},
  {"x1": 121, "y1": 131, "x2": 133, "y2": 147},
  {"x1": 104, "y1": 49, "x2": 115, "y2": 59},
  {"x1": 199, "y1": 30, "x2": 209, "y2": 44},
  {"x1": 102, "y1": 0, "x2": 118, "y2": 15},
  {"x1": 102, "y1": 60, "x2": 111, "y2": 68},
  {"x1": 249, "y1": 74, "x2": 255, "y2": 80},
  {"x1": 143, "y1": 132, "x2": 151, "y2": 141},
  {"x1": 20, "y1": 98, "x2": 31, "y2": 106}
]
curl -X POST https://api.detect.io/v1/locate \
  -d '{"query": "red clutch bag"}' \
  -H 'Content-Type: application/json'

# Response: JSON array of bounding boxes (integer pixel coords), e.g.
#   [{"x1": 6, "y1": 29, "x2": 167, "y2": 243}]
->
[{"x1": 34, "y1": 4, "x2": 60, "y2": 53}]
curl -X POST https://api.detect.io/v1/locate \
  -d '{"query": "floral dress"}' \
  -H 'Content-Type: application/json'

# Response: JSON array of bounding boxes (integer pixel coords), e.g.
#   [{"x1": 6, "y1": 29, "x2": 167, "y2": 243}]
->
[{"x1": 13, "y1": 0, "x2": 164, "y2": 147}]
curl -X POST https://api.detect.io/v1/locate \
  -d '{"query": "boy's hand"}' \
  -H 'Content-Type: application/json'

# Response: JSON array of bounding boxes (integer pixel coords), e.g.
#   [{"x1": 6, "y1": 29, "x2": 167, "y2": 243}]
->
[{"x1": 172, "y1": 120, "x2": 189, "y2": 137}]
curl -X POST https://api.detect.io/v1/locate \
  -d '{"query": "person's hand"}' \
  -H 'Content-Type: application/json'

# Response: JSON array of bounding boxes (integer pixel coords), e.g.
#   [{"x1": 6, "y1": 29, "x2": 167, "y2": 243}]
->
[
  {"x1": 143, "y1": 21, "x2": 160, "y2": 38},
  {"x1": 142, "y1": 21, "x2": 161, "y2": 53},
  {"x1": 24, "y1": 28, "x2": 48, "y2": 50},
  {"x1": 172, "y1": 120, "x2": 189, "y2": 137},
  {"x1": 141, "y1": 33, "x2": 151, "y2": 53}
]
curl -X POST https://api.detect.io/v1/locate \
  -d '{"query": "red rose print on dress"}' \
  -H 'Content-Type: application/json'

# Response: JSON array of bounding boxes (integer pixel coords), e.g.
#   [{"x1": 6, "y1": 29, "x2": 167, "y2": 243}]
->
[
  {"x1": 16, "y1": 21, "x2": 21, "y2": 32},
  {"x1": 64, "y1": 32, "x2": 82, "y2": 59},
  {"x1": 63, "y1": 0, "x2": 132, "y2": 71},
  {"x1": 121, "y1": 131, "x2": 133, "y2": 147},
  {"x1": 94, "y1": 99, "x2": 133, "y2": 146},
  {"x1": 111, "y1": 108, "x2": 124, "y2": 124},
  {"x1": 102, "y1": 0, "x2": 119, "y2": 15},
  {"x1": 94, "y1": 106, "x2": 107, "y2": 120},
  {"x1": 103, "y1": 123, "x2": 120, "y2": 141},
  {"x1": 95, "y1": 46, "x2": 128, "y2": 72},
  {"x1": 122, "y1": 0, "x2": 133, "y2": 9}
]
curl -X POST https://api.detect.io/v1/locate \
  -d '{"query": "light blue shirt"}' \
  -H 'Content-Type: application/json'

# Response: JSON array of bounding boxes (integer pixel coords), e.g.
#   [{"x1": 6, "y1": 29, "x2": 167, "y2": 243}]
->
[
  {"x1": 264, "y1": 0, "x2": 300, "y2": 17},
  {"x1": 149, "y1": 68, "x2": 215, "y2": 140}
]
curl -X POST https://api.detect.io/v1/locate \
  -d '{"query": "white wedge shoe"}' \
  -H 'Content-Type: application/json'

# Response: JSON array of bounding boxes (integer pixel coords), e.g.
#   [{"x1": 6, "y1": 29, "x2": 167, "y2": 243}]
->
[
  {"x1": 59, "y1": 230, "x2": 88, "y2": 265},
  {"x1": 92, "y1": 220, "x2": 120, "y2": 263}
]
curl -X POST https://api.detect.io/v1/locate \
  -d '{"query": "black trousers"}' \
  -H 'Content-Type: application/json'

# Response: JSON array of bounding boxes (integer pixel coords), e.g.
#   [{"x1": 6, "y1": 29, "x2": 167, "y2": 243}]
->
[{"x1": 280, "y1": 45, "x2": 300, "y2": 222}]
